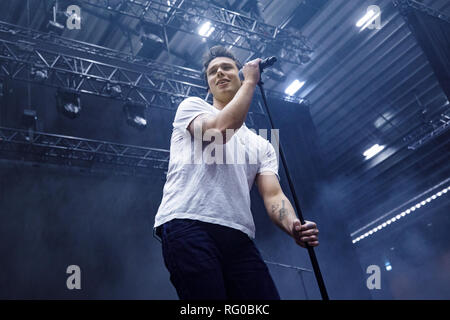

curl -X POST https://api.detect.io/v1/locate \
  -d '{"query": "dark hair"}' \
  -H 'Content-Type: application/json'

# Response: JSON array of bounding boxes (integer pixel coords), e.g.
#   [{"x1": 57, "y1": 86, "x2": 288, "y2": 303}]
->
[{"x1": 202, "y1": 46, "x2": 242, "y2": 89}]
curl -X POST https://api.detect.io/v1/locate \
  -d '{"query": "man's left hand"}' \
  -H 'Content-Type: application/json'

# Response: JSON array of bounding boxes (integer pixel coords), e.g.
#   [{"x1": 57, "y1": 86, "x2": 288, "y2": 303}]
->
[{"x1": 292, "y1": 220, "x2": 319, "y2": 248}]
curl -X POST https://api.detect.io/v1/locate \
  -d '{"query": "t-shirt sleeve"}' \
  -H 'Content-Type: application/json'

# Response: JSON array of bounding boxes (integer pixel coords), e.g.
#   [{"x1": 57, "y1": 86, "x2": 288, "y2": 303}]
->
[
  {"x1": 257, "y1": 140, "x2": 280, "y2": 180},
  {"x1": 173, "y1": 97, "x2": 215, "y2": 131}
]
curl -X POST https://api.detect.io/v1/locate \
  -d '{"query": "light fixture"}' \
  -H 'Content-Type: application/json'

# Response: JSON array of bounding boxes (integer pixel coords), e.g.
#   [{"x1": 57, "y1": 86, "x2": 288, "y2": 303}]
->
[
  {"x1": 31, "y1": 67, "x2": 48, "y2": 81},
  {"x1": 56, "y1": 88, "x2": 81, "y2": 119},
  {"x1": 363, "y1": 144, "x2": 385, "y2": 160},
  {"x1": 198, "y1": 21, "x2": 215, "y2": 37},
  {"x1": 123, "y1": 100, "x2": 148, "y2": 130},
  {"x1": 385, "y1": 262, "x2": 392, "y2": 271},
  {"x1": 46, "y1": 4, "x2": 65, "y2": 35},
  {"x1": 141, "y1": 32, "x2": 164, "y2": 45},
  {"x1": 352, "y1": 185, "x2": 450, "y2": 244},
  {"x1": 22, "y1": 109, "x2": 38, "y2": 130},
  {"x1": 285, "y1": 80, "x2": 305, "y2": 96},
  {"x1": 105, "y1": 83, "x2": 122, "y2": 97},
  {"x1": 46, "y1": 20, "x2": 64, "y2": 34},
  {"x1": 265, "y1": 67, "x2": 286, "y2": 81},
  {"x1": 356, "y1": 9, "x2": 376, "y2": 28},
  {"x1": 166, "y1": 1, "x2": 174, "y2": 12},
  {"x1": 138, "y1": 22, "x2": 165, "y2": 59}
]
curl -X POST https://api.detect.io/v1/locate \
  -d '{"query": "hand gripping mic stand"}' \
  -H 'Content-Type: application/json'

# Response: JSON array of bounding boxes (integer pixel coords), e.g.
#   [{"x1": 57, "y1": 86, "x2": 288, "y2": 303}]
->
[{"x1": 255, "y1": 57, "x2": 330, "y2": 300}]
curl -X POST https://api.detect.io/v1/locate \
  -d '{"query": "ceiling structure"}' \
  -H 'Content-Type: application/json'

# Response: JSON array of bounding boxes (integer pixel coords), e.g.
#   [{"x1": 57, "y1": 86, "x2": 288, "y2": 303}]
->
[{"x1": 0, "y1": 0, "x2": 449, "y2": 244}]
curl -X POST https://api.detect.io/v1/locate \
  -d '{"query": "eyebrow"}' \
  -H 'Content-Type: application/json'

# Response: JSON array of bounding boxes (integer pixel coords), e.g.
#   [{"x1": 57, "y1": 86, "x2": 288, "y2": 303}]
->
[{"x1": 207, "y1": 62, "x2": 235, "y2": 73}]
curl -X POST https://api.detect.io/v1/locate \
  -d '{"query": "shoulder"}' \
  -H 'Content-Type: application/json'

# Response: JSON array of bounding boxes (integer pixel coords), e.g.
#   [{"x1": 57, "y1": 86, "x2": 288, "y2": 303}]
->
[
  {"x1": 179, "y1": 96, "x2": 209, "y2": 107},
  {"x1": 176, "y1": 96, "x2": 213, "y2": 113}
]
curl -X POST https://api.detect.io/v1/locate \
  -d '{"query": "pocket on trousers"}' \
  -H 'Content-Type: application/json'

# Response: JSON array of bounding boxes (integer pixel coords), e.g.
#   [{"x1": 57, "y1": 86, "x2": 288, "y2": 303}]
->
[{"x1": 163, "y1": 219, "x2": 198, "y2": 238}]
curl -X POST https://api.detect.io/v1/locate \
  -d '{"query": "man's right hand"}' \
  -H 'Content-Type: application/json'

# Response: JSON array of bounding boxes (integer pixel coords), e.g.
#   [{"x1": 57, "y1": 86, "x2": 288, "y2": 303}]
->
[{"x1": 241, "y1": 58, "x2": 262, "y2": 85}]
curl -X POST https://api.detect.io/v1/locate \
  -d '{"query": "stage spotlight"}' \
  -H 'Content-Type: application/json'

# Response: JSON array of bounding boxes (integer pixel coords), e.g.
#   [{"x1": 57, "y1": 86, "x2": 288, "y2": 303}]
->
[
  {"x1": 265, "y1": 67, "x2": 286, "y2": 81},
  {"x1": 31, "y1": 67, "x2": 48, "y2": 81},
  {"x1": 22, "y1": 109, "x2": 38, "y2": 130},
  {"x1": 46, "y1": 4, "x2": 65, "y2": 35},
  {"x1": 138, "y1": 22, "x2": 165, "y2": 59},
  {"x1": 363, "y1": 144, "x2": 385, "y2": 160},
  {"x1": 123, "y1": 101, "x2": 148, "y2": 130},
  {"x1": 106, "y1": 83, "x2": 122, "y2": 97},
  {"x1": 385, "y1": 262, "x2": 392, "y2": 271},
  {"x1": 141, "y1": 31, "x2": 164, "y2": 45},
  {"x1": 285, "y1": 80, "x2": 305, "y2": 96},
  {"x1": 56, "y1": 89, "x2": 81, "y2": 119},
  {"x1": 198, "y1": 21, "x2": 215, "y2": 37},
  {"x1": 46, "y1": 20, "x2": 65, "y2": 34}
]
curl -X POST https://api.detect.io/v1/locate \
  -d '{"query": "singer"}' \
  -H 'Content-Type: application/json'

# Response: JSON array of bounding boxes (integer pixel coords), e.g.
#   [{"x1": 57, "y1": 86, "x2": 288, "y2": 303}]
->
[{"x1": 154, "y1": 46, "x2": 320, "y2": 300}]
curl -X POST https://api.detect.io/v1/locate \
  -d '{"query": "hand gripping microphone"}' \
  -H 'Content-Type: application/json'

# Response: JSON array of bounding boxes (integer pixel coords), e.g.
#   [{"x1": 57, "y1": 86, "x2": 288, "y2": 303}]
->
[{"x1": 238, "y1": 56, "x2": 277, "y2": 82}]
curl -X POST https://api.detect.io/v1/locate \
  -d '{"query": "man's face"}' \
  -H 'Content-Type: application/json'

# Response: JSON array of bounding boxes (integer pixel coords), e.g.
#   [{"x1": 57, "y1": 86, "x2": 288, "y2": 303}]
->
[{"x1": 206, "y1": 57, "x2": 241, "y2": 102}]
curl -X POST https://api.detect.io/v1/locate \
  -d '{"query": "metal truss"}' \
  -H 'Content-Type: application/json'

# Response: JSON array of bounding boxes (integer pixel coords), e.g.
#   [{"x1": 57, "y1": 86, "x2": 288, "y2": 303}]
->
[
  {"x1": 0, "y1": 34, "x2": 207, "y2": 110},
  {"x1": 393, "y1": 0, "x2": 450, "y2": 23},
  {"x1": 0, "y1": 21, "x2": 289, "y2": 112},
  {"x1": 0, "y1": 127, "x2": 169, "y2": 175},
  {"x1": 0, "y1": 20, "x2": 203, "y2": 82},
  {"x1": 392, "y1": 0, "x2": 450, "y2": 150},
  {"x1": 78, "y1": 0, "x2": 314, "y2": 67},
  {"x1": 263, "y1": 88, "x2": 310, "y2": 105},
  {"x1": 407, "y1": 110, "x2": 450, "y2": 150}
]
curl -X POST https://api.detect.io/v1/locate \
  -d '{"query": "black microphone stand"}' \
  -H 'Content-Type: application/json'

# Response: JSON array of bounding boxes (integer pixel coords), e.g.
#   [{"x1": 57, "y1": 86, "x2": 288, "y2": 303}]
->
[{"x1": 256, "y1": 61, "x2": 330, "y2": 300}]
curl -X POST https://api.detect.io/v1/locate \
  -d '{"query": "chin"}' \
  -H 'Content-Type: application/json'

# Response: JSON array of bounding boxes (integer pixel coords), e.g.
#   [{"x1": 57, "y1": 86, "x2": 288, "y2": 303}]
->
[{"x1": 219, "y1": 91, "x2": 236, "y2": 101}]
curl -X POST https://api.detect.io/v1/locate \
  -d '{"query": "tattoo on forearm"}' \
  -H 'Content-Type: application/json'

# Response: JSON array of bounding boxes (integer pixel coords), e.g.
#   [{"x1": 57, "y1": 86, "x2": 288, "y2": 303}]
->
[
  {"x1": 279, "y1": 199, "x2": 287, "y2": 221},
  {"x1": 271, "y1": 203, "x2": 279, "y2": 216},
  {"x1": 271, "y1": 200, "x2": 287, "y2": 222}
]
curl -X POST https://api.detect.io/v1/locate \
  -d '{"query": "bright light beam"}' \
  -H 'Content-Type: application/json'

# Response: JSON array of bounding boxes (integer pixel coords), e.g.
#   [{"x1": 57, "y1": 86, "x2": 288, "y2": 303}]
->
[
  {"x1": 363, "y1": 144, "x2": 385, "y2": 160},
  {"x1": 285, "y1": 80, "x2": 305, "y2": 96},
  {"x1": 356, "y1": 9, "x2": 376, "y2": 27}
]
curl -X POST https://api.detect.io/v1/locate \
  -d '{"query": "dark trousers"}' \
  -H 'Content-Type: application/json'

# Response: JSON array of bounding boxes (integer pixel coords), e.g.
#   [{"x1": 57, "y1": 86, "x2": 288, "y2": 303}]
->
[{"x1": 160, "y1": 218, "x2": 280, "y2": 300}]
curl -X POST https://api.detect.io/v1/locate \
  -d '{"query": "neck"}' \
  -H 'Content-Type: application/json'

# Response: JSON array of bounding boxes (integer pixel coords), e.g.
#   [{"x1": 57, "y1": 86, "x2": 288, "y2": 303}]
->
[{"x1": 212, "y1": 96, "x2": 230, "y2": 111}]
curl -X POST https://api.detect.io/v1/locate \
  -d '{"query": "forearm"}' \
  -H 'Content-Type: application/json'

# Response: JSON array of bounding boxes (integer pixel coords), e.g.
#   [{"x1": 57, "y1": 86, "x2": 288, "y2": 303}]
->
[
  {"x1": 265, "y1": 192, "x2": 298, "y2": 237},
  {"x1": 215, "y1": 80, "x2": 256, "y2": 131}
]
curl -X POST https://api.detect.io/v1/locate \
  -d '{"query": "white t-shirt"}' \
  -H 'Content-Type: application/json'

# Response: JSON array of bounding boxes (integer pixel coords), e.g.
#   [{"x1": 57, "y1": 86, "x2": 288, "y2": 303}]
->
[{"x1": 154, "y1": 97, "x2": 279, "y2": 239}]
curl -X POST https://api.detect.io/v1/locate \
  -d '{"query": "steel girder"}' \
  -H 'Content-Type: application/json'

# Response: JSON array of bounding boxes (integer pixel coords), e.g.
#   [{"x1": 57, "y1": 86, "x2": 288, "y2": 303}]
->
[
  {"x1": 0, "y1": 126, "x2": 169, "y2": 174},
  {"x1": 78, "y1": 0, "x2": 314, "y2": 66},
  {"x1": 0, "y1": 27, "x2": 206, "y2": 110}
]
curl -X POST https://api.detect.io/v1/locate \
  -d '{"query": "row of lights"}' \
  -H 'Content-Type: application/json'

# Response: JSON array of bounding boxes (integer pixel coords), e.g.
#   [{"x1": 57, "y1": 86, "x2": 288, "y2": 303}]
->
[
  {"x1": 45, "y1": 4, "x2": 382, "y2": 103},
  {"x1": 352, "y1": 185, "x2": 450, "y2": 244},
  {"x1": 357, "y1": 6, "x2": 384, "y2": 161},
  {"x1": 197, "y1": 5, "x2": 381, "y2": 98},
  {"x1": 55, "y1": 88, "x2": 148, "y2": 130},
  {"x1": 363, "y1": 144, "x2": 385, "y2": 160}
]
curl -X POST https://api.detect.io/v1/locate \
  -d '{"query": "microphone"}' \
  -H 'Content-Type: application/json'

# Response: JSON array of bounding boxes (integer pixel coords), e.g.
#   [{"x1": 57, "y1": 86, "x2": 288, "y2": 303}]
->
[{"x1": 238, "y1": 56, "x2": 277, "y2": 81}]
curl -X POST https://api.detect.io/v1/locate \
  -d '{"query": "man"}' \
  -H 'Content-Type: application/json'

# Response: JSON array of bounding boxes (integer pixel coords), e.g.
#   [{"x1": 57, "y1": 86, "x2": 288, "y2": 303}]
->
[{"x1": 154, "y1": 46, "x2": 319, "y2": 300}]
